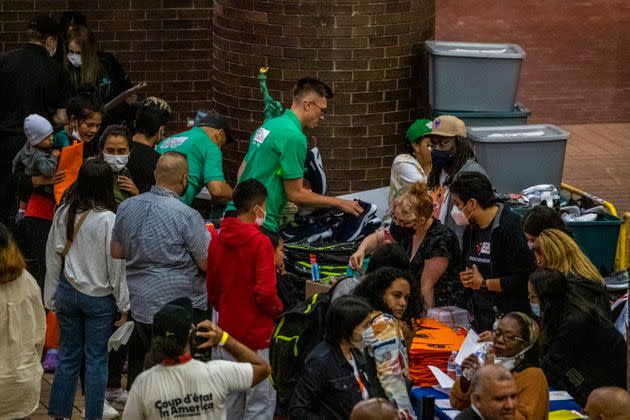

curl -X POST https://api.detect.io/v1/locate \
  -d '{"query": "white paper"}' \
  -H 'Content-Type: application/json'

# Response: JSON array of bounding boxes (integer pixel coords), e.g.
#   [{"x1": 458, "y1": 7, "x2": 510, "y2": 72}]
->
[
  {"x1": 432, "y1": 385, "x2": 451, "y2": 395},
  {"x1": 549, "y1": 390, "x2": 573, "y2": 401},
  {"x1": 435, "y1": 399, "x2": 453, "y2": 409},
  {"x1": 455, "y1": 329, "x2": 483, "y2": 365},
  {"x1": 108, "y1": 321, "x2": 135, "y2": 352},
  {"x1": 444, "y1": 410, "x2": 461, "y2": 419},
  {"x1": 428, "y1": 365, "x2": 455, "y2": 389}
]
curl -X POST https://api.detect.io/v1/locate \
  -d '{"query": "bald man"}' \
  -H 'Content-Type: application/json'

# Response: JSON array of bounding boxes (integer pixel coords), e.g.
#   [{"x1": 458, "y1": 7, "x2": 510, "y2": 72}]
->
[
  {"x1": 455, "y1": 365, "x2": 518, "y2": 420},
  {"x1": 350, "y1": 398, "x2": 399, "y2": 420},
  {"x1": 586, "y1": 387, "x2": 630, "y2": 420},
  {"x1": 111, "y1": 151, "x2": 211, "y2": 389}
]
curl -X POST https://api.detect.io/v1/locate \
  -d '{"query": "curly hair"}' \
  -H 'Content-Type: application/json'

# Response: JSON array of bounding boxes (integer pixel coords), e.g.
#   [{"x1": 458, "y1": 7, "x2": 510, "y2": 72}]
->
[
  {"x1": 353, "y1": 267, "x2": 424, "y2": 323},
  {"x1": 393, "y1": 182, "x2": 433, "y2": 221}
]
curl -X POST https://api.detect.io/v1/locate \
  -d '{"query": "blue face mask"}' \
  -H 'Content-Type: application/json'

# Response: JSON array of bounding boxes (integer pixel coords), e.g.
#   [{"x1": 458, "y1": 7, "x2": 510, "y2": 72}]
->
[
  {"x1": 530, "y1": 302, "x2": 541, "y2": 317},
  {"x1": 431, "y1": 150, "x2": 453, "y2": 170}
]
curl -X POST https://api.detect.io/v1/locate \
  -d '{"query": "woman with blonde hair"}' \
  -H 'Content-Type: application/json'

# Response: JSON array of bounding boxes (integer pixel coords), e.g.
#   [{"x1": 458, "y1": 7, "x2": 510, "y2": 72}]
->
[
  {"x1": 0, "y1": 223, "x2": 46, "y2": 419},
  {"x1": 533, "y1": 228, "x2": 610, "y2": 316},
  {"x1": 350, "y1": 182, "x2": 466, "y2": 308}
]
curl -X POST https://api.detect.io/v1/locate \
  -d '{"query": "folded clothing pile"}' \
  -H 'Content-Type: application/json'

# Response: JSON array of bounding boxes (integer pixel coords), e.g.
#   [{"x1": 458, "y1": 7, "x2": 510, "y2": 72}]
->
[{"x1": 409, "y1": 318, "x2": 465, "y2": 387}]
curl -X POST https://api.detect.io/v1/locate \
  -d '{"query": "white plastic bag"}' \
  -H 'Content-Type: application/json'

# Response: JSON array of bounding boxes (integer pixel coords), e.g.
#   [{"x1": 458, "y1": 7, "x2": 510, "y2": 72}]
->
[{"x1": 108, "y1": 321, "x2": 135, "y2": 352}]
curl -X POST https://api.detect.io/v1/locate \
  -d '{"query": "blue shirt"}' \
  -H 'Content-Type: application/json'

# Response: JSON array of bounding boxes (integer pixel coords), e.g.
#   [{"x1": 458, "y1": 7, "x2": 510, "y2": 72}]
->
[{"x1": 112, "y1": 186, "x2": 211, "y2": 323}]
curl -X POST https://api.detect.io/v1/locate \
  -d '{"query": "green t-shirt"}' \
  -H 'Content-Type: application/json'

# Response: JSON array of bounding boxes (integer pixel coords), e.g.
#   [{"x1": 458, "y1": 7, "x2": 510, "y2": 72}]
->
[
  {"x1": 229, "y1": 109, "x2": 306, "y2": 231},
  {"x1": 53, "y1": 130, "x2": 72, "y2": 150},
  {"x1": 156, "y1": 127, "x2": 225, "y2": 205}
]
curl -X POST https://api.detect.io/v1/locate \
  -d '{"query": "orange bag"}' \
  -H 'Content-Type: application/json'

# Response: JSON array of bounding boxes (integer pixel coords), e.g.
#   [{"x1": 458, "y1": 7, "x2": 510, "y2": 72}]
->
[
  {"x1": 45, "y1": 311, "x2": 60, "y2": 349},
  {"x1": 54, "y1": 141, "x2": 84, "y2": 204}
]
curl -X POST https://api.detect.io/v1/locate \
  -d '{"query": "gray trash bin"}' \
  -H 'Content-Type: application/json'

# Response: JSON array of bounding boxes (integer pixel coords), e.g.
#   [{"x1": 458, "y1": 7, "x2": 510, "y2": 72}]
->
[
  {"x1": 426, "y1": 41, "x2": 526, "y2": 112},
  {"x1": 432, "y1": 104, "x2": 531, "y2": 127},
  {"x1": 467, "y1": 125, "x2": 570, "y2": 193}
]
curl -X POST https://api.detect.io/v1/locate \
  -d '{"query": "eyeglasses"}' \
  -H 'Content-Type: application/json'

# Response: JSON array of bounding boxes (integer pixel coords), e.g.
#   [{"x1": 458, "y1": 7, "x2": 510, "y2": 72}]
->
[
  {"x1": 430, "y1": 137, "x2": 455, "y2": 150},
  {"x1": 493, "y1": 330, "x2": 526, "y2": 344},
  {"x1": 307, "y1": 100, "x2": 327, "y2": 116}
]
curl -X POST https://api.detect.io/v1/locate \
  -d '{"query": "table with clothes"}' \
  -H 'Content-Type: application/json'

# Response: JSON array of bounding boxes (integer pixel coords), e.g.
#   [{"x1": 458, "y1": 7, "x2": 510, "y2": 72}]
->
[{"x1": 411, "y1": 387, "x2": 584, "y2": 420}]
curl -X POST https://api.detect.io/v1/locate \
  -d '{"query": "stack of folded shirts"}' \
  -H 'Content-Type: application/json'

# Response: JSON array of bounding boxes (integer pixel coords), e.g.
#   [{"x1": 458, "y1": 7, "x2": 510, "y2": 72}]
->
[{"x1": 409, "y1": 318, "x2": 466, "y2": 386}]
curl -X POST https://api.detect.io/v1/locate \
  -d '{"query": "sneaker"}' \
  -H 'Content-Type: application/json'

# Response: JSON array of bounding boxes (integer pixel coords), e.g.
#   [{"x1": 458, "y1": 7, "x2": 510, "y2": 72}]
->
[
  {"x1": 561, "y1": 213, "x2": 598, "y2": 223},
  {"x1": 82, "y1": 400, "x2": 120, "y2": 419},
  {"x1": 605, "y1": 271, "x2": 629, "y2": 291},
  {"x1": 360, "y1": 217, "x2": 382, "y2": 237},
  {"x1": 106, "y1": 387, "x2": 128, "y2": 411},
  {"x1": 304, "y1": 147, "x2": 327, "y2": 195},
  {"x1": 333, "y1": 200, "x2": 378, "y2": 242},
  {"x1": 42, "y1": 348, "x2": 59, "y2": 373}
]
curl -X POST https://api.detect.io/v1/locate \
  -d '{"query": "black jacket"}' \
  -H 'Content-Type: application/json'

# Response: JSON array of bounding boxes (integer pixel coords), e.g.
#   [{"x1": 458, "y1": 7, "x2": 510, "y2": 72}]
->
[
  {"x1": 462, "y1": 204, "x2": 537, "y2": 331},
  {"x1": 567, "y1": 274, "x2": 612, "y2": 318},
  {"x1": 455, "y1": 407, "x2": 482, "y2": 420},
  {"x1": 541, "y1": 307, "x2": 626, "y2": 406},
  {"x1": 289, "y1": 341, "x2": 377, "y2": 420}
]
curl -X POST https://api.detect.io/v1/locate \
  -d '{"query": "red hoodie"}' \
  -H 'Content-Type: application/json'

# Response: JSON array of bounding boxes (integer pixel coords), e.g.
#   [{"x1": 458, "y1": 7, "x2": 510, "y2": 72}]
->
[{"x1": 206, "y1": 217, "x2": 283, "y2": 350}]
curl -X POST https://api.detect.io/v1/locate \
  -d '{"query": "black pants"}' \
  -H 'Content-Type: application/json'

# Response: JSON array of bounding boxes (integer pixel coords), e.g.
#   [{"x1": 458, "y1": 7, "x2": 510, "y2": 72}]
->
[
  {"x1": 15, "y1": 216, "x2": 52, "y2": 293},
  {"x1": 126, "y1": 308, "x2": 211, "y2": 390},
  {"x1": 0, "y1": 133, "x2": 25, "y2": 225}
]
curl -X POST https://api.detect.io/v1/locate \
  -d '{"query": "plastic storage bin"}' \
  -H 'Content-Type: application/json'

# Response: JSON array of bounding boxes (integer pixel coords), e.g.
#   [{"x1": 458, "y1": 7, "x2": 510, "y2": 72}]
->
[
  {"x1": 432, "y1": 104, "x2": 531, "y2": 127},
  {"x1": 467, "y1": 124, "x2": 570, "y2": 193},
  {"x1": 511, "y1": 207, "x2": 621, "y2": 274},
  {"x1": 426, "y1": 41, "x2": 526, "y2": 112}
]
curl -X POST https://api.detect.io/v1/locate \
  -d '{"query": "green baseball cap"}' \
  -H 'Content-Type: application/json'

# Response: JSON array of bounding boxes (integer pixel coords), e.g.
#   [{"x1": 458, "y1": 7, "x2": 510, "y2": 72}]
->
[{"x1": 405, "y1": 118, "x2": 433, "y2": 143}]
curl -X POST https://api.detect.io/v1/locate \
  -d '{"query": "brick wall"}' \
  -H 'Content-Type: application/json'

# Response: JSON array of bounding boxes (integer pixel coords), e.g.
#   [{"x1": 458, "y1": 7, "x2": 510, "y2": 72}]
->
[
  {"x1": 0, "y1": 0, "x2": 213, "y2": 131},
  {"x1": 436, "y1": 0, "x2": 630, "y2": 124},
  {"x1": 213, "y1": 0, "x2": 435, "y2": 192}
]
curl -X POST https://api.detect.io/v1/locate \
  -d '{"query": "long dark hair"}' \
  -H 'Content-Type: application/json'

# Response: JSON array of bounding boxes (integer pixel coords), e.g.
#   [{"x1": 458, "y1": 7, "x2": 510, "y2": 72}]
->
[
  {"x1": 62, "y1": 159, "x2": 116, "y2": 242},
  {"x1": 427, "y1": 135, "x2": 477, "y2": 189},
  {"x1": 528, "y1": 268, "x2": 608, "y2": 344},
  {"x1": 353, "y1": 267, "x2": 424, "y2": 324}
]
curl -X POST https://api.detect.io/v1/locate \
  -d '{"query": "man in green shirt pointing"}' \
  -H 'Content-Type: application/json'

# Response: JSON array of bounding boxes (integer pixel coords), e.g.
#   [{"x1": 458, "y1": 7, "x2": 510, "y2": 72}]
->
[{"x1": 232, "y1": 77, "x2": 363, "y2": 232}]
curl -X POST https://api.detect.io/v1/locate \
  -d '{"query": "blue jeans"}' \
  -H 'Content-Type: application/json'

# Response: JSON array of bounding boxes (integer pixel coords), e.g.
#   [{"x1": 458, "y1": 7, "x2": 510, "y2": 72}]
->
[{"x1": 48, "y1": 274, "x2": 117, "y2": 420}]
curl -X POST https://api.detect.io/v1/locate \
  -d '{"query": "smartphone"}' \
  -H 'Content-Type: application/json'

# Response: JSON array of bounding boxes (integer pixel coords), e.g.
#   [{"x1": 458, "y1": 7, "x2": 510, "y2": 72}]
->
[{"x1": 117, "y1": 167, "x2": 131, "y2": 181}]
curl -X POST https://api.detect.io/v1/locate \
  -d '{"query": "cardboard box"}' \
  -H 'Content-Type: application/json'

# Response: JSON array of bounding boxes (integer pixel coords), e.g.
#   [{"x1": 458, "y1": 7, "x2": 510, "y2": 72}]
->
[{"x1": 305, "y1": 280, "x2": 332, "y2": 298}]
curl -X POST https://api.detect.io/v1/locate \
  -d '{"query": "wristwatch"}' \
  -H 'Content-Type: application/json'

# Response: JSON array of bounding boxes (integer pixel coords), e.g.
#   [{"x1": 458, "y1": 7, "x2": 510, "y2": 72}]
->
[{"x1": 480, "y1": 278, "x2": 488, "y2": 290}]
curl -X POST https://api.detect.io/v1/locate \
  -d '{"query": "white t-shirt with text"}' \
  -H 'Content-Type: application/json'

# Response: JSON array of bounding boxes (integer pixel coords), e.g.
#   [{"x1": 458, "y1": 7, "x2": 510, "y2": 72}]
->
[{"x1": 123, "y1": 359, "x2": 253, "y2": 420}]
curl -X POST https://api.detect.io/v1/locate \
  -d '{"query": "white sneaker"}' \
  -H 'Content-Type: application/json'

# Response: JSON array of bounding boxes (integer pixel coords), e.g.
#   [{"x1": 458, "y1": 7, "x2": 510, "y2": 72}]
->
[
  {"x1": 106, "y1": 387, "x2": 128, "y2": 411},
  {"x1": 103, "y1": 400, "x2": 120, "y2": 419},
  {"x1": 82, "y1": 400, "x2": 120, "y2": 419}
]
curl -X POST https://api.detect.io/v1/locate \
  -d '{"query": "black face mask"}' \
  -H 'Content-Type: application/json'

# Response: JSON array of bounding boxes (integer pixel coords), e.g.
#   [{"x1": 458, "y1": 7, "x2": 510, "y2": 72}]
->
[
  {"x1": 389, "y1": 222, "x2": 415, "y2": 239},
  {"x1": 431, "y1": 150, "x2": 453, "y2": 170}
]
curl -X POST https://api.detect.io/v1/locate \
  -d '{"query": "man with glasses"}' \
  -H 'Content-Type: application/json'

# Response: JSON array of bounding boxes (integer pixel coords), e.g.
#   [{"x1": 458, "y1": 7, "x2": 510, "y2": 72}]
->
[{"x1": 229, "y1": 77, "x2": 363, "y2": 232}]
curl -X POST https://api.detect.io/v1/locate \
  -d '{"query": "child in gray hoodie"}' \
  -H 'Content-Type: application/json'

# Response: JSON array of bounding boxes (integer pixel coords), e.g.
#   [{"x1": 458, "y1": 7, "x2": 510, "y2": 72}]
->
[{"x1": 12, "y1": 114, "x2": 60, "y2": 218}]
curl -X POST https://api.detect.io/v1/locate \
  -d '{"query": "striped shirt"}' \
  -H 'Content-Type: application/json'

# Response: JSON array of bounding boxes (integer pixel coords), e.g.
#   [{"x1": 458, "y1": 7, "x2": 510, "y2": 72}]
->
[{"x1": 112, "y1": 186, "x2": 210, "y2": 324}]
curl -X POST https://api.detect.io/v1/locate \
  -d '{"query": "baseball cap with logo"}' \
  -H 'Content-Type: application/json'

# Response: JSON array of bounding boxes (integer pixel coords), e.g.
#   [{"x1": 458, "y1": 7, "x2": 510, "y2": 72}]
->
[
  {"x1": 152, "y1": 297, "x2": 194, "y2": 346},
  {"x1": 430, "y1": 115, "x2": 466, "y2": 138},
  {"x1": 195, "y1": 112, "x2": 234, "y2": 144},
  {"x1": 405, "y1": 118, "x2": 433, "y2": 143}
]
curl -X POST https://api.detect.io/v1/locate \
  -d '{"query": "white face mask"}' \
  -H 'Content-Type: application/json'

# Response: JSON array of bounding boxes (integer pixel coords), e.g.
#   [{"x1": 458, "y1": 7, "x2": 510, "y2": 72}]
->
[
  {"x1": 67, "y1": 52, "x2": 82, "y2": 68},
  {"x1": 103, "y1": 153, "x2": 129, "y2": 172},
  {"x1": 494, "y1": 356, "x2": 516, "y2": 371},
  {"x1": 351, "y1": 329, "x2": 366, "y2": 351},
  {"x1": 451, "y1": 205, "x2": 469, "y2": 226},
  {"x1": 527, "y1": 241, "x2": 535, "y2": 250},
  {"x1": 254, "y1": 206, "x2": 266, "y2": 227}
]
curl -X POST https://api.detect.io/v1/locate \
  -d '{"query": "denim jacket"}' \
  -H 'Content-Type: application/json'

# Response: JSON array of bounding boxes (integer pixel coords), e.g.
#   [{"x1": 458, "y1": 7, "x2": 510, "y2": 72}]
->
[{"x1": 289, "y1": 340, "x2": 376, "y2": 420}]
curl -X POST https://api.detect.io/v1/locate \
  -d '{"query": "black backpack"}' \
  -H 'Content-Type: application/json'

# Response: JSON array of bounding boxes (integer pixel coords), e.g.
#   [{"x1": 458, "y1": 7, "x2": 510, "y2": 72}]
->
[{"x1": 269, "y1": 288, "x2": 336, "y2": 406}]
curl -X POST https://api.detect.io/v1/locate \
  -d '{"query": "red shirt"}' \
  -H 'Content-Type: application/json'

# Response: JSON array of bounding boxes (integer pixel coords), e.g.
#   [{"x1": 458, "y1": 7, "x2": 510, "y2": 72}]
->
[{"x1": 206, "y1": 217, "x2": 283, "y2": 350}]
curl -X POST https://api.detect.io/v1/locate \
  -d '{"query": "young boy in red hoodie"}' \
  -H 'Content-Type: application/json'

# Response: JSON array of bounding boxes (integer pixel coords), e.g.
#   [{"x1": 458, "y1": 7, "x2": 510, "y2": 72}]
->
[{"x1": 207, "y1": 178, "x2": 283, "y2": 419}]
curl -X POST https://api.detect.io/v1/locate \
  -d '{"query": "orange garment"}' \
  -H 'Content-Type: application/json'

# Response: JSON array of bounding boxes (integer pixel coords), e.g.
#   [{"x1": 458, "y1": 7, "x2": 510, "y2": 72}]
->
[
  {"x1": 450, "y1": 367, "x2": 549, "y2": 420},
  {"x1": 409, "y1": 318, "x2": 465, "y2": 386},
  {"x1": 54, "y1": 141, "x2": 84, "y2": 204}
]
